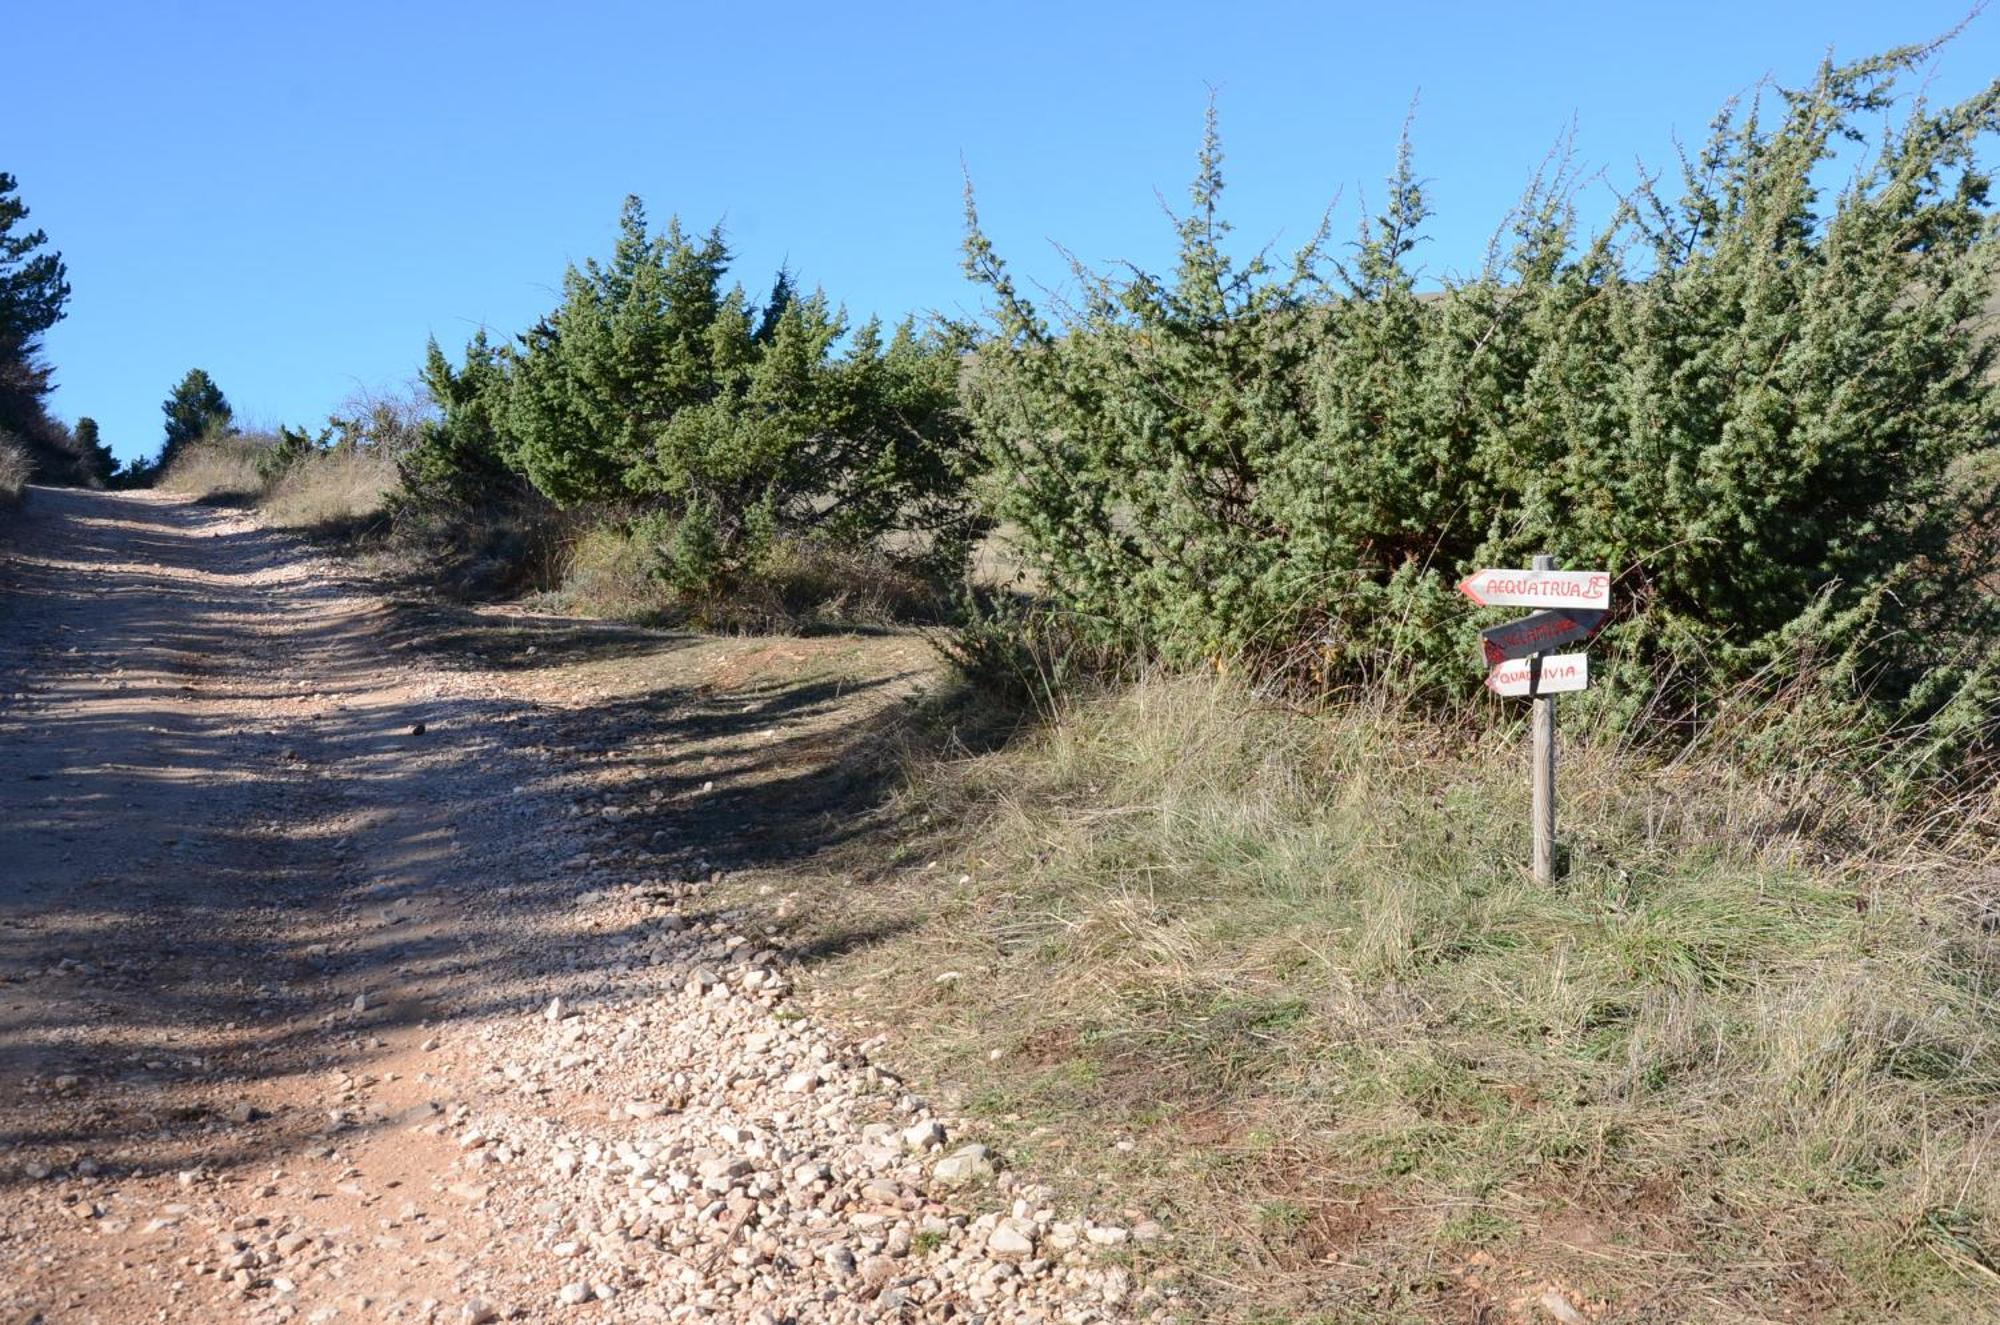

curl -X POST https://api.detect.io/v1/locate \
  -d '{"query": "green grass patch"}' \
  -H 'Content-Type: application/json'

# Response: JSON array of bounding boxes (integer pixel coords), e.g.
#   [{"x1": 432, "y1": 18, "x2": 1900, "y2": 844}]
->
[{"x1": 763, "y1": 674, "x2": 2000, "y2": 1322}]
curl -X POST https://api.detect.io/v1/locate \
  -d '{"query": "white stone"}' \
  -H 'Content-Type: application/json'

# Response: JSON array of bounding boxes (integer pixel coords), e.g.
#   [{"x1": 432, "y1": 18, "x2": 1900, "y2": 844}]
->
[
  {"x1": 932, "y1": 1144, "x2": 996, "y2": 1187},
  {"x1": 987, "y1": 1220, "x2": 1036, "y2": 1260}
]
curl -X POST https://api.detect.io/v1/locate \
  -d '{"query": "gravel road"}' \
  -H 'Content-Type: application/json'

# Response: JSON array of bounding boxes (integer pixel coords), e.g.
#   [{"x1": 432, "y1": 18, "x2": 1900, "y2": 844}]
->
[{"x1": 0, "y1": 489, "x2": 1143, "y2": 1325}]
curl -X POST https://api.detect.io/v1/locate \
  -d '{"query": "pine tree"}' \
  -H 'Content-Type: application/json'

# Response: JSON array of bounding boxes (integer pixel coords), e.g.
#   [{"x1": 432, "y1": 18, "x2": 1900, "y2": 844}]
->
[
  {"x1": 0, "y1": 172, "x2": 68, "y2": 368},
  {"x1": 158, "y1": 369, "x2": 235, "y2": 469},
  {"x1": 0, "y1": 171, "x2": 80, "y2": 483},
  {"x1": 397, "y1": 331, "x2": 515, "y2": 505}
]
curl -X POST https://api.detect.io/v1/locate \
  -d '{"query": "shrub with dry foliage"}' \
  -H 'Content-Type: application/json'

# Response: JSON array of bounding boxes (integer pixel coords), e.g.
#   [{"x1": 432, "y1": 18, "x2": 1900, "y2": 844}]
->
[{"x1": 0, "y1": 434, "x2": 31, "y2": 503}]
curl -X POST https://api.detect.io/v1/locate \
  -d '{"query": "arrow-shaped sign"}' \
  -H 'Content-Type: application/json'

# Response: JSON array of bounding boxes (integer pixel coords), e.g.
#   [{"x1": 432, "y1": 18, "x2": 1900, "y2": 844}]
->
[
  {"x1": 1479, "y1": 608, "x2": 1607, "y2": 665},
  {"x1": 1458, "y1": 568, "x2": 1611, "y2": 610},
  {"x1": 1487, "y1": 652, "x2": 1589, "y2": 697}
]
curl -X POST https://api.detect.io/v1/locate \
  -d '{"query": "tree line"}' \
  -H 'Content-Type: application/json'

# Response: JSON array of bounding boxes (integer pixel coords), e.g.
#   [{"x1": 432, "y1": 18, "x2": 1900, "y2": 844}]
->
[
  {"x1": 17, "y1": 40, "x2": 2000, "y2": 778},
  {"x1": 0, "y1": 171, "x2": 241, "y2": 491},
  {"x1": 0, "y1": 173, "x2": 113, "y2": 487}
]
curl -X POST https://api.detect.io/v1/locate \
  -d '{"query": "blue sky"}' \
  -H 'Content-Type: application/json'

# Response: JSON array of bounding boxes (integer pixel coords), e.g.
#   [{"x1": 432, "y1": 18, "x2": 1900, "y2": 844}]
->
[{"x1": 9, "y1": 1, "x2": 1998, "y2": 465}]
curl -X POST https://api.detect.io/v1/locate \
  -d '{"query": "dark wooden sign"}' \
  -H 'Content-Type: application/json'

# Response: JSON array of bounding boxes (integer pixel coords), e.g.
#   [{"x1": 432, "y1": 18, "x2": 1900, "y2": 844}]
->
[{"x1": 1478, "y1": 608, "x2": 1607, "y2": 666}]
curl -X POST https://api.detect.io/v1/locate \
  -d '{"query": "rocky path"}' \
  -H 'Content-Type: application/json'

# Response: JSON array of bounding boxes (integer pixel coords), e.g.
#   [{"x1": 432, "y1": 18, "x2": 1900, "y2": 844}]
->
[{"x1": 0, "y1": 489, "x2": 1141, "y2": 1325}]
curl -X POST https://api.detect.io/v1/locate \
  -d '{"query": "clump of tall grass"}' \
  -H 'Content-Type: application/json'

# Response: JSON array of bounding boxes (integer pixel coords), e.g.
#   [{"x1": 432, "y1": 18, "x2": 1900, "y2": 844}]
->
[
  {"x1": 0, "y1": 435, "x2": 30, "y2": 503},
  {"x1": 548, "y1": 512, "x2": 949, "y2": 630},
  {"x1": 771, "y1": 672, "x2": 2000, "y2": 1322},
  {"x1": 161, "y1": 431, "x2": 396, "y2": 534},
  {"x1": 259, "y1": 446, "x2": 396, "y2": 533},
  {"x1": 158, "y1": 431, "x2": 276, "y2": 502}
]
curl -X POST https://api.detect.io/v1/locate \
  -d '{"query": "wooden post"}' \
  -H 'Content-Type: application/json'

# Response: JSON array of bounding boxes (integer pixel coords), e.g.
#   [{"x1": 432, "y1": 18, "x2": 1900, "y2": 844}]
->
[{"x1": 1530, "y1": 553, "x2": 1557, "y2": 884}]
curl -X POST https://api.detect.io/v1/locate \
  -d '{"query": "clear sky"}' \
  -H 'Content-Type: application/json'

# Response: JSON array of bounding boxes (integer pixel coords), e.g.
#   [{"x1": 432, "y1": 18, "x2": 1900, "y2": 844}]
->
[{"x1": 9, "y1": 1, "x2": 1998, "y2": 465}]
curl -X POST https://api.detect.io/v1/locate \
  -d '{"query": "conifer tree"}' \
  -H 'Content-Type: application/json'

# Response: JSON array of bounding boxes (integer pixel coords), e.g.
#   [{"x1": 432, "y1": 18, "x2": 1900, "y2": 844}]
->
[
  {"x1": 72, "y1": 416, "x2": 115, "y2": 487},
  {"x1": 397, "y1": 331, "x2": 516, "y2": 505},
  {"x1": 0, "y1": 171, "x2": 80, "y2": 482},
  {"x1": 158, "y1": 369, "x2": 235, "y2": 469},
  {"x1": 0, "y1": 172, "x2": 68, "y2": 368}
]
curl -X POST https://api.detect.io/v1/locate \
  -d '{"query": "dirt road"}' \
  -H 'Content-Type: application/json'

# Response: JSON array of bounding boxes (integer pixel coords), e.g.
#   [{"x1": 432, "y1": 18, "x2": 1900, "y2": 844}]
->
[{"x1": 0, "y1": 489, "x2": 1138, "y2": 1325}]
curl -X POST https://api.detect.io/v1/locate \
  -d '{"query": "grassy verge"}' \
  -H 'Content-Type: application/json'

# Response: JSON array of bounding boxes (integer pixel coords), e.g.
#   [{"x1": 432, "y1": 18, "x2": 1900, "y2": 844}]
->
[
  {"x1": 546, "y1": 515, "x2": 950, "y2": 631},
  {"x1": 161, "y1": 434, "x2": 397, "y2": 535},
  {"x1": 161, "y1": 436, "x2": 951, "y2": 627},
  {"x1": 260, "y1": 445, "x2": 398, "y2": 533},
  {"x1": 754, "y1": 674, "x2": 2000, "y2": 1323},
  {"x1": 157, "y1": 434, "x2": 270, "y2": 502}
]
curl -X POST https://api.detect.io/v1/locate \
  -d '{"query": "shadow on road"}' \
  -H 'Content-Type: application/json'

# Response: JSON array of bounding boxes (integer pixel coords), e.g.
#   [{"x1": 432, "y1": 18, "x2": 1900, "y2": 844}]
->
[{"x1": 0, "y1": 487, "x2": 948, "y2": 1185}]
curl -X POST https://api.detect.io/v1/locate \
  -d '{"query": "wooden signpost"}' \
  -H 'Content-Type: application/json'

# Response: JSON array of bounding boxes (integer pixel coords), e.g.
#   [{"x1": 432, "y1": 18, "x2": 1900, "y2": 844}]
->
[{"x1": 1460, "y1": 554, "x2": 1612, "y2": 884}]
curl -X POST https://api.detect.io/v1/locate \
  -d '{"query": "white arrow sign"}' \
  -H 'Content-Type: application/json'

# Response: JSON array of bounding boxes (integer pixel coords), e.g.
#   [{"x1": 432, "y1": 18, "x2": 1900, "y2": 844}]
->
[
  {"x1": 1486, "y1": 652, "x2": 1589, "y2": 697},
  {"x1": 1458, "y1": 568, "x2": 1611, "y2": 610}
]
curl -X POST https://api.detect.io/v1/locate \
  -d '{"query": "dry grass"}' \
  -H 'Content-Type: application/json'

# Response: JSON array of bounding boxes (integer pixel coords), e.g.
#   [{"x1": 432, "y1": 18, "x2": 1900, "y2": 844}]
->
[
  {"x1": 363, "y1": 489, "x2": 575, "y2": 601},
  {"x1": 551, "y1": 518, "x2": 947, "y2": 630},
  {"x1": 0, "y1": 436, "x2": 30, "y2": 504},
  {"x1": 548, "y1": 520, "x2": 658, "y2": 618},
  {"x1": 260, "y1": 446, "x2": 396, "y2": 533},
  {"x1": 158, "y1": 433, "x2": 272, "y2": 501},
  {"x1": 756, "y1": 675, "x2": 2000, "y2": 1323},
  {"x1": 161, "y1": 435, "x2": 395, "y2": 534}
]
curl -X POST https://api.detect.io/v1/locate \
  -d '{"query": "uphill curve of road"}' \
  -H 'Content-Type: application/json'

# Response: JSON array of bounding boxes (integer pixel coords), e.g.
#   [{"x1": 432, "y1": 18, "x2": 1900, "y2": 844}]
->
[{"x1": 0, "y1": 488, "x2": 1136, "y2": 1325}]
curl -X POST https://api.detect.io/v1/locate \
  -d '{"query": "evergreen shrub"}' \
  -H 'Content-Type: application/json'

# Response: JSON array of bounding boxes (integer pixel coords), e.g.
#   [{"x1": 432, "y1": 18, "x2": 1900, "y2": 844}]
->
[
  {"x1": 961, "y1": 48, "x2": 2000, "y2": 778},
  {"x1": 408, "y1": 198, "x2": 985, "y2": 612}
]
